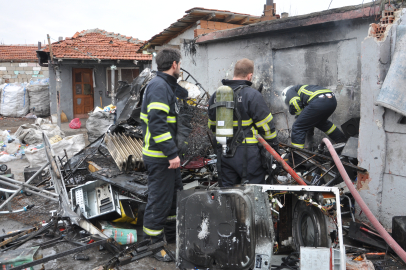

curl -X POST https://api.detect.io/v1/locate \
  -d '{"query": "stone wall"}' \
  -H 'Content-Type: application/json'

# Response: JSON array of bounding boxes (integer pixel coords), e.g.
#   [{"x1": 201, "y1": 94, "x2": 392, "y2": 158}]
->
[{"x1": 0, "y1": 62, "x2": 49, "y2": 84}]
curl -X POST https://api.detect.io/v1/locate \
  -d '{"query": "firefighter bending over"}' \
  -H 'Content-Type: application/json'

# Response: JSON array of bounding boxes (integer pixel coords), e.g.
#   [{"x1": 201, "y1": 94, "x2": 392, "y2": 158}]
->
[
  {"x1": 140, "y1": 48, "x2": 183, "y2": 262},
  {"x1": 208, "y1": 58, "x2": 278, "y2": 187},
  {"x1": 282, "y1": 84, "x2": 346, "y2": 160}
]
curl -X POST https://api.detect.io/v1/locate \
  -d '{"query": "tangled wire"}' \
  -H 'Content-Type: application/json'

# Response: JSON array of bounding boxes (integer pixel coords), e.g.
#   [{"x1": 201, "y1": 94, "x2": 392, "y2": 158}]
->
[{"x1": 177, "y1": 103, "x2": 212, "y2": 160}]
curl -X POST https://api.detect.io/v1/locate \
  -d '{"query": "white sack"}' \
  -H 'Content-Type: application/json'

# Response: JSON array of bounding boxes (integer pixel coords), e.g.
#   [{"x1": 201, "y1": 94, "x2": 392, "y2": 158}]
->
[
  {"x1": 25, "y1": 134, "x2": 86, "y2": 168},
  {"x1": 86, "y1": 111, "x2": 114, "y2": 142},
  {"x1": 27, "y1": 84, "x2": 50, "y2": 117},
  {"x1": 0, "y1": 84, "x2": 6, "y2": 113},
  {"x1": 15, "y1": 122, "x2": 65, "y2": 145},
  {"x1": 0, "y1": 84, "x2": 29, "y2": 117}
]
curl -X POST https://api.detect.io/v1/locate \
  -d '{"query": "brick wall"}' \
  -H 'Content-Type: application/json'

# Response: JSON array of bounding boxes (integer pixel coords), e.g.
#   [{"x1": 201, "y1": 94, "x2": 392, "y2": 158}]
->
[
  {"x1": 0, "y1": 62, "x2": 49, "y2": 84},
  {"x1": 194, "y1": 20, "x2": 242, "y2": 37}
]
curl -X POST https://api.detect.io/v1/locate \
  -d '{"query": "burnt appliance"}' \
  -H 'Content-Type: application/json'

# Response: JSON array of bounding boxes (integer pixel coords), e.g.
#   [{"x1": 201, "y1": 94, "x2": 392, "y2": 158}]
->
[{"x1": 176, "y1": 185, "x2": 274, "y2": 270}]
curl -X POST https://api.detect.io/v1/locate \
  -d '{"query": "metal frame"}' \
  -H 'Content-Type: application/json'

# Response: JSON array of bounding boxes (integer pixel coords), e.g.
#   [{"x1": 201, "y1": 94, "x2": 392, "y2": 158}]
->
[
  {"x1": 42, "y1": 132, "x2": 108, "y2": 239},
  {"x1": 251, "y1": 184, "x2": 345, "y2": 270},
  {"x1": 105, "y1": 67, "x2": 140, "y2": 97},
  {"x1": 0, "y1": 162, "x2": 58, "y2": 214}
]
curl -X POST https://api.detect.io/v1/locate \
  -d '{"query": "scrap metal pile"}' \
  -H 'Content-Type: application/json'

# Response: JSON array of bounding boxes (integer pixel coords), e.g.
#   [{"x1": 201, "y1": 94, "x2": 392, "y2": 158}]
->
[{"x1": 0, "y1": 68, "x2": 405, "y2": 269}]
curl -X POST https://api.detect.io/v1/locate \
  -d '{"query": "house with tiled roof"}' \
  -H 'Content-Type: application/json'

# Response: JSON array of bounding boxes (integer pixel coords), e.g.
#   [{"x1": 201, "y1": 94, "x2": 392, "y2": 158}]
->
[
  {"x1": 37, "y1": 29, "x2": 152, "y2": 119},
  {"x1": 0, "y1": 45, "x2": 49, "y2": 84}
]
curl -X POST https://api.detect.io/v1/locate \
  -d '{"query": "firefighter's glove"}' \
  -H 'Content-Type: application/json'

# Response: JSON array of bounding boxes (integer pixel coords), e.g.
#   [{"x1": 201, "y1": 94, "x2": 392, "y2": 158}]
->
[
  {"x1": 267, "y1": 139, "x2": 280, "y2": 154},
  {"x1": 260, "y1": 146, "x2": 274, "y2": 171}
]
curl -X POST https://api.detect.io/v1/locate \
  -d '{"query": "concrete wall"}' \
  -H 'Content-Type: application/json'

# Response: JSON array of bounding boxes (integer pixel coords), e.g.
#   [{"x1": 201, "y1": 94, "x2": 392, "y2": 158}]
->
[
  {"x1": 0, "y1": 62, "x2": 49, "y2": 84},
  {"x1": 186, "y1": 18, "x2": 374, "y2": 143},
  {"x1": 358, "y1": 10, "x2": 406, "y2": 229},
  {"x1": 151, "y1": 26, "x2": 197, "y2": 73},
  {"x1": 49, "y1": 62, "x2": 148, "y2": 120}
]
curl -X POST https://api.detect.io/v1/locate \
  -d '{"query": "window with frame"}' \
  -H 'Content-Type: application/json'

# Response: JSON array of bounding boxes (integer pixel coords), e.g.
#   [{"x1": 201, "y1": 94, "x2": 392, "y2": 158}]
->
[{"x1": 106, "y1": 67, "x2": 140, "y2": 97}]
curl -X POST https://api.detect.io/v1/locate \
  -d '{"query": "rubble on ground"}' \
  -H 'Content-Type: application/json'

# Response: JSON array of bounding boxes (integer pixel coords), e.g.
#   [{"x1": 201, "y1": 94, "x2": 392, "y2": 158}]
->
[{"x1": 0, "y1": 69, "x2": 405, "y2": 270}]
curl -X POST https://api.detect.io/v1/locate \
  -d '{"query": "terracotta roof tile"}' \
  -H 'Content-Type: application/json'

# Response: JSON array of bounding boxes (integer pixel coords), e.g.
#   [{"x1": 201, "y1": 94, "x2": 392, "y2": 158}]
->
[
  {"x1": 42, "y1": 29, "x2": 151, "y2": 61},
  {"x1": 0, "y1": 45, "x2": 42, "y2": 61}
]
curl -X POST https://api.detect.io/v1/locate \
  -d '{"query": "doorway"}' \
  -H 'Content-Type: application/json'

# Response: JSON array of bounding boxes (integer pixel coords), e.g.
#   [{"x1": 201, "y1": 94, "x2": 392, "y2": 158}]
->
[{"x1": 72, "y1": 68, "x2": 94, "y2": 118}]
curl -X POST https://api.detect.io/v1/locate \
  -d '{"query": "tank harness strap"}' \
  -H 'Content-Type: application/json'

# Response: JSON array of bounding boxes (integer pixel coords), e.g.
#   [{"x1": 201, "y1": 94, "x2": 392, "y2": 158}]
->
[
  {"x1": 217, "y1": 147, "x2": 223, "y2": 187},
  {"x1": 234, "y1": 86, "x2": 249, "y2": 185},
  {"x1": 209, "y1": 101, "x2": 235, "y2": 110}
]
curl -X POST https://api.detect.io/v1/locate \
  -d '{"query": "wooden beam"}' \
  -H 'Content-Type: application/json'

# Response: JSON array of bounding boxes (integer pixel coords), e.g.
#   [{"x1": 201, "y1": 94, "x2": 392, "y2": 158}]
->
[
  {"x1": 224, "y1": 14, "x2": 235, "y2": 22},
  {"x1": 154, "y1": 45, "x2": 180, "y2": 51},
  {"x1": 204, "y1": 12, "x2": 216, "y2": 21},
  {"x1": 239, "y1": 16, "x2": 251, "y2": 25},
  {"x1": 180, "y1": 39, "x2": 194, "y2": 43}
]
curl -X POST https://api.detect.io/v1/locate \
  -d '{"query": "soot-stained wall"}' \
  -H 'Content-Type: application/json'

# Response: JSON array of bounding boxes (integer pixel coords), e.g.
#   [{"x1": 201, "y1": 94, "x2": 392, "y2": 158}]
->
[{"x1": 188, "y1": 17, "x2": 374, "y2": 143}]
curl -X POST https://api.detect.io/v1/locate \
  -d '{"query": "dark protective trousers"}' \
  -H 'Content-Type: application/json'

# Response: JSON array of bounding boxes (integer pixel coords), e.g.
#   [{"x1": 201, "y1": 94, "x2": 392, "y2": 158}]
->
[
  {"x1": 219, "y1": 145, "x2": 266, "y2": 187},
  {"x1": 143, "y1": 160, "x2": 183, "y2": 243},
  {"x1": 291, "y1": 96, "x2": 346, "y2": 147}
]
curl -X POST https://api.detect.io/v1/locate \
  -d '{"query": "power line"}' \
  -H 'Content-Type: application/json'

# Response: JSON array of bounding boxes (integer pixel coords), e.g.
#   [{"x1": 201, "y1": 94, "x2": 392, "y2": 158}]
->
[{"x1": 328, "y1": 0, "x2": 334, "y2": 9}]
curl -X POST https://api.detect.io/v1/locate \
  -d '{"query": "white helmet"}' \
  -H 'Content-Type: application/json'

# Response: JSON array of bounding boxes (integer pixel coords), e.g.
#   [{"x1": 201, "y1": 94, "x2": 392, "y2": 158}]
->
[{"x1": 281, "y1": 85, "x2": 294, "y2": 105}]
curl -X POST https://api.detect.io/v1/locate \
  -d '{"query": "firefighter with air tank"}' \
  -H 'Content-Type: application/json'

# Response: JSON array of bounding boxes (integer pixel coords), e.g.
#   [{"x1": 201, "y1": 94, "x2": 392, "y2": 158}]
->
[
  {"x1": 208, "y1": 60, "x2": 348, "y2": 179},
  {"x1": 208, "y1": 58, "x2": 278, "y2": 187}
]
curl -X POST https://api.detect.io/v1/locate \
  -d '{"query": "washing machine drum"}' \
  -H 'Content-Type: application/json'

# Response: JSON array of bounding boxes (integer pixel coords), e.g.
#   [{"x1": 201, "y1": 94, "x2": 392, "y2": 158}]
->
[{"x1": 292, "y1": 200, "x2": 329, "y2": 250}]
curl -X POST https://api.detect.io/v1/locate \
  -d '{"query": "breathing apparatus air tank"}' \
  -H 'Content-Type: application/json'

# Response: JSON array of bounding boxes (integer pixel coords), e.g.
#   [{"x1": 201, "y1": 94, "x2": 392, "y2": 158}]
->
[{"x1": 215, "y1": 85, "x2": 234, "y2": 154}]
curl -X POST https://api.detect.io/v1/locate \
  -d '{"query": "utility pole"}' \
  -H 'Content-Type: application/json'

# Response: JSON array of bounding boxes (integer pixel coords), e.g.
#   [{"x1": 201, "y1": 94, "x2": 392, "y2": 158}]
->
[
  {"x1": 110, "y1": 65, "x2": 117, "y2": 105},
  {"x1": 47, "y1": 34, "x2": 61, "y2": 128}
]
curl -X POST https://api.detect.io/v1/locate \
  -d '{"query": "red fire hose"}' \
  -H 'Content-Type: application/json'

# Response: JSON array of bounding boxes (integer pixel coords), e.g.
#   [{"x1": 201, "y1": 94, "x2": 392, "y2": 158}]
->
[
  {"x1": 256, "y1": 134, "x2": 307, "y2": 186},
  {"x1": 323, "y1": 138, "x2": 406, "y2": 264}
]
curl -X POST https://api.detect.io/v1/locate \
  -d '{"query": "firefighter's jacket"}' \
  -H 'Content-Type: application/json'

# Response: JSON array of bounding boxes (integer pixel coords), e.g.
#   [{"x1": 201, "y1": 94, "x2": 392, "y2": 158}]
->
[
  {"x1": 141, "y1": 72, "x2": 179, "y2": 164},
  {"x1": 208, "y1": 79, "x2": 277, "y2": 144},
  {"x1": 285, "y1": 84, "x2": 333, "y2": 115}
]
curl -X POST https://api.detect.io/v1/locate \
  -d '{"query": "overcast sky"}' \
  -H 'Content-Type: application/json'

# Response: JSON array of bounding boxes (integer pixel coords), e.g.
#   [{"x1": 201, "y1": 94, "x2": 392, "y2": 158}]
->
[{"x1": 0, "y1": 0, "x2": 373, "y2": 45}]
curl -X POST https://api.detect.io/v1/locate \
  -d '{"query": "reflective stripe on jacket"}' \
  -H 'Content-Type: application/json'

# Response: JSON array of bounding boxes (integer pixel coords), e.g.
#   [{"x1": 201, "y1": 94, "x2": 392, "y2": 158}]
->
[
  {"x1": 286, "y1": 84, "x2": 332, "y2": 115},
  {"x1": 141, "y1": 72, "x2": 178, "y2": 163}
]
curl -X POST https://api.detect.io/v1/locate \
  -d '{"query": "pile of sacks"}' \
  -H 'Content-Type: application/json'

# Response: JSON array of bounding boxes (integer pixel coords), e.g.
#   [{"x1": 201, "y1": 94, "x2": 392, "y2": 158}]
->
[
  {"x1": 0, "y1": 118, "x2": 85, "y2": 167},
  {"x1": 86, "y1": 105, "x2": 116, "y2": 142},
  {"x1": 0, "y1": 79, "x2": 50, "y2": 118}
]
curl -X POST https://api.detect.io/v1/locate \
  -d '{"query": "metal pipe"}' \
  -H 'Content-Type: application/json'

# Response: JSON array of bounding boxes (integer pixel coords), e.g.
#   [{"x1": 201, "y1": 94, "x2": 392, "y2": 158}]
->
[
  {"x1": 0, "y1": 162, "x2": 56, "y2": 210},
  {"x1": 55, "y1": 68, "x2": 62, "y2": 128},
  {"x1": 0, "y1": 187, "x2": 18, "y2": 193},
  {"x1": 0, "y1": 179, "x2": 58, "y2": 204},
  {"x1": 110, "y1": 65, "x2": 117, "y2": 105},
  {"x1": 0, "y1": 207, "x2": 31, "y2": 215},
  {"x1": 294, "y1": 151, "x2": 336, "y2": 178},
  {"x1": 279, "y1": 142, "x2": 367, "y2": 172},
  {"x1": 293, "y1": 154, "x2": 316, "y2": 169},
  {"x1": 342, "y1": 195, "x2": 355, "y2": 222},
  {"x1": 323, "y1": 137, "x2": 406, "y2": 264},
  {"x1": 333, "y1": 186, "x2": 346, "y2": 270},
  {"x1": 0, "y1": 175, "x2": 58, "y2": 197},
  {"x1": 256, "y1": 134, "x2": 307, "y2": 186}
]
